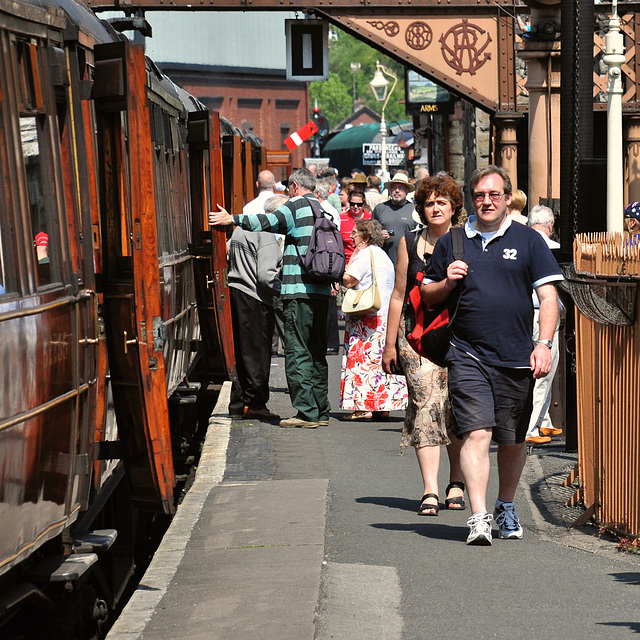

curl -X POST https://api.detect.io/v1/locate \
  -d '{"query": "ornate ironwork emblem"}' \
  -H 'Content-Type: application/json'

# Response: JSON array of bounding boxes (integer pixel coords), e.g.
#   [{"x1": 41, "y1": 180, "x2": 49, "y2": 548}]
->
[
  {"x1": 405, "y1": 21, "x2": 432, "y2": 51},
  {"x1": 367, "y1": 20, "x2": 400, "y2": 38},
  {"x1": 439, "y1": 20, "x2": 492, "y2": 76}
]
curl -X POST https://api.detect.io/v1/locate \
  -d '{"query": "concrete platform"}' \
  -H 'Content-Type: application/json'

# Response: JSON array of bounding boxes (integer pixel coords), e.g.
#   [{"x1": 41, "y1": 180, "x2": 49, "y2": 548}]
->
[
  {"x1": 106, "y1": 383, "x2": 326, "y2": 640},
  {"x1": 107, "y1": 354, "x2": 637, "y2": 640}
]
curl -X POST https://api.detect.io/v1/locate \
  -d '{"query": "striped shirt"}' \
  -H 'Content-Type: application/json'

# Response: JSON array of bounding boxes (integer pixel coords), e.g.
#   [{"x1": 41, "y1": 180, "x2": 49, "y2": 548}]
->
[{"x1": 233, "y1": 194, "x2": 331, "y2": 300}]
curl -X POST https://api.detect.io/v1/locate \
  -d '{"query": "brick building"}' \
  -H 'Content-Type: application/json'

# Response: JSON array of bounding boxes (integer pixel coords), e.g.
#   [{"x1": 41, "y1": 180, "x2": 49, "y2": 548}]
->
[{"x1": 141, "y1": 12, "x2": 310, "y2": 172}]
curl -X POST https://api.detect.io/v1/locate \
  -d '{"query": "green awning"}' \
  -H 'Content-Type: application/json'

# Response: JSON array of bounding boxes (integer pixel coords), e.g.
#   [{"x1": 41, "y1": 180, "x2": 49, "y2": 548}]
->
[{"x1": 322, "y1": 124, "x2": 381, "y2": 152}]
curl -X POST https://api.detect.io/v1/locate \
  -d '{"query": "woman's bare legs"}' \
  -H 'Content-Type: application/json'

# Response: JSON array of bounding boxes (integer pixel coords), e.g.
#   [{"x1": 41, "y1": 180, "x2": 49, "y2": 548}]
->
[
  {"x1": 445, "y1": 434, "x2": 465, "y2": 505},
  {"x1": 415, "y1": 444, "x2": 441, "y2": 514}
]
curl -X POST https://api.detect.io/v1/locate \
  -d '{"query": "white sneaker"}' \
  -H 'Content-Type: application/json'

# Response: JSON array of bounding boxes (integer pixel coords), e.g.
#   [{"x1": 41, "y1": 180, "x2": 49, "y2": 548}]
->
[
  {"x1": 466, "y1": 512, "x2": 493, "y2": 546},
  {"x1": 493, "y1": 502, "x2": 523, "y2": 539}
]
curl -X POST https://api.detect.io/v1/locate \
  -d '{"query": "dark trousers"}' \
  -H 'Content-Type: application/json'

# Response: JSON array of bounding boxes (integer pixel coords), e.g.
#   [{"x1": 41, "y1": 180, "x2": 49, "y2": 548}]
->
[
  {"x1": 271, "y1": 297, "x2": 285, "y2": 355},
  {"x1": 326, "y1": 295, "x2": 340, "y2": 351},
  {"x1": 283, "y1": 298, "x2": 330, "y2": 422},
  {"x1": 229, "y1": 288, "x2": 275, "y2": 415}
]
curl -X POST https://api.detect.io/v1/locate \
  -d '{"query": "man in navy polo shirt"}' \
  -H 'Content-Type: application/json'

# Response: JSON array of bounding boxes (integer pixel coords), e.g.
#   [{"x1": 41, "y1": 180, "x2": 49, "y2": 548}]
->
[{"x1": 422, "y1": 165, "x2": 562, "y2": 546}]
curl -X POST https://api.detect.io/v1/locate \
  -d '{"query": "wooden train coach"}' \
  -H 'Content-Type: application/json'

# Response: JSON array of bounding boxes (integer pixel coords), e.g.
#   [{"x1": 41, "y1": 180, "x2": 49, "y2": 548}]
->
[{"x1": 0, "y1": 0, "x2": 258, "y2": 634}]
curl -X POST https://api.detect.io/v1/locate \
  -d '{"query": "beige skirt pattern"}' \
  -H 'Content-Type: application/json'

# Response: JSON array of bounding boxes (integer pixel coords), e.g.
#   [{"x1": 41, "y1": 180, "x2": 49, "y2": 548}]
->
[{"x1": 398, "y1": 311, "x2": 454, "y2": 448}]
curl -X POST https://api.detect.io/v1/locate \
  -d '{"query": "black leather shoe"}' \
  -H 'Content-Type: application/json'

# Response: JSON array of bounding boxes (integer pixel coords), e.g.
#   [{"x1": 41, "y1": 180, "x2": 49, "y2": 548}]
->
[{"x1": 244, "y1": 407, "x2": 281, "y2": 422}]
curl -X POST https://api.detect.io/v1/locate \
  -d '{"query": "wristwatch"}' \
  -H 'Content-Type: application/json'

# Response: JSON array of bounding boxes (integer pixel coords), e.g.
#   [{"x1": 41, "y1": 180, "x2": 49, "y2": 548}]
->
[{"x1": 537, "y1": 339, "x2": 553, "y2": 349}]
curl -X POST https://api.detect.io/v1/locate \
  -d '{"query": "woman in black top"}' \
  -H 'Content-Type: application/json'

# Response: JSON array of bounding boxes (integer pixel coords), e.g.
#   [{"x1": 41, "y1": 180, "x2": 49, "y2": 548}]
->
[{"x1": 382, "y1": 174, "x2": 467, "y2": 516}]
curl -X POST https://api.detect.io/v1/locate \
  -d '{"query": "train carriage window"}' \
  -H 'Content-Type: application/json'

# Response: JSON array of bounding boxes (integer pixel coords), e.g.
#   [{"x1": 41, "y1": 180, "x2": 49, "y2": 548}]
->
[
  {"x1": 12, "y1": 37, "x2": 61, "y2": 288},
  {"x1": 172, "y1": 118, "x2": 190, "y2": 251},
  {"x1": 151, "y1": 105, "x2": 173, "y2": 257},
  {"x1": 14, "y1": 40, "x2": 44, "y2": 113},
  {"x1": 20, "y1": 116, "x2": 56, "y2": 286}
]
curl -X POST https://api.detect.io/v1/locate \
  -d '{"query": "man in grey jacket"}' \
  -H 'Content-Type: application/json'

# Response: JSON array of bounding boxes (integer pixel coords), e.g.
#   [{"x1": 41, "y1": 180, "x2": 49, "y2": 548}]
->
[
  {"x1": 210, "y1": 168, "x2": 332, "y2": 428},
  {"x1": 227, "y1": 227, "x2": 283, "y2": 421}
]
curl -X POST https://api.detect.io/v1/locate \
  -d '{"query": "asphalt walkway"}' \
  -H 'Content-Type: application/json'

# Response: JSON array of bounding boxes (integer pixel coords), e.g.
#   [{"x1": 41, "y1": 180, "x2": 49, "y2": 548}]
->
[{"x1": 107, "y1": 353, "x2": 640, "y2": 640}]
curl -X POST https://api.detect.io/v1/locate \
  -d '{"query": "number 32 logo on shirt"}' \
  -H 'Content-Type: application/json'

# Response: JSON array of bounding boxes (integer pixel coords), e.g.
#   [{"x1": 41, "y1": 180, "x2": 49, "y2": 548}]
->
[{"x1": 503, "y1": 248, "x2": 518, "y2": 260}]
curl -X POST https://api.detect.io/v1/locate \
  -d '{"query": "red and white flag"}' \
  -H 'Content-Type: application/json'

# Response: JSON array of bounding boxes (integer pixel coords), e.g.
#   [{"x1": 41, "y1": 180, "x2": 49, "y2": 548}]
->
[{"x1": 284, "y1": 121, "x2": 319, "y2": 151}]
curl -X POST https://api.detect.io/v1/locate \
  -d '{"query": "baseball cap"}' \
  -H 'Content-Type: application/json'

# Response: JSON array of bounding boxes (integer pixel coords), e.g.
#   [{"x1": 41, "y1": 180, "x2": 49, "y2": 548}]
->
[{"x1": 624, "y1": 202, "x2": 640, "y2": 221}]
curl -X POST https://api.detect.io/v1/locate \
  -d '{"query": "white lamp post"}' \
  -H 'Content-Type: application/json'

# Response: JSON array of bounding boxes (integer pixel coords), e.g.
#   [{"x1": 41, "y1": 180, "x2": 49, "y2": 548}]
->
[
  {"x1": 604, "y1": 0, "x2": 625, "y2": 232},
  {"x1": 369, "y1": 60, "x2": 397, "y2": 181},
  {"x1": 350, "y1": 62, "x2": 361, "y2": 112}
]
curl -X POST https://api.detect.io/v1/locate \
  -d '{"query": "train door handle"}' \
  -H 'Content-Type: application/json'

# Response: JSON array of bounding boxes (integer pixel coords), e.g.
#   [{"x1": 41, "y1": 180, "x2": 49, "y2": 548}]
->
[
  {"x1": 79, "y1": 337, "x2": 99, "y2": 345},
  {"x1": 206, "y1": 275, "x2": 214, "y2": 289},
  {"x1": 123, "y1": 331, "x2": 137, "y2": 354}
]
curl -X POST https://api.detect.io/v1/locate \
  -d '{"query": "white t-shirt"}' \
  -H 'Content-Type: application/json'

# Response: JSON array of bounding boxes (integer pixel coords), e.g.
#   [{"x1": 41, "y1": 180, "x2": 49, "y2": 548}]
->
[
  {"x1": 321, "y1": 200, "x2": 341, "y2": 230},
  {"x1": 243, "y1": 190, "x2": 275, "y2": 216},
  {"x1": 345, "y1": 245, "x2": 396, "y2": 316},
  {"x1": 532, "y1": 228, "x2": 563, "y2": 310}
]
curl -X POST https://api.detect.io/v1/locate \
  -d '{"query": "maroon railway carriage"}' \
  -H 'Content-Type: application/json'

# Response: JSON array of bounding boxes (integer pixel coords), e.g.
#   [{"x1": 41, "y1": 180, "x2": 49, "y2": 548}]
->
[{"x1": 0, "y1": 0, "x2": 254, "y2": 634}]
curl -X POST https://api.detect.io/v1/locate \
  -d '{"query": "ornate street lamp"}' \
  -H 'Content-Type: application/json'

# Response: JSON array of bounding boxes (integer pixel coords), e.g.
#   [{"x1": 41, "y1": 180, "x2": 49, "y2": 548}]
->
[{"x1": 369, "y1": 60, "x2": 397, "y2": 181}]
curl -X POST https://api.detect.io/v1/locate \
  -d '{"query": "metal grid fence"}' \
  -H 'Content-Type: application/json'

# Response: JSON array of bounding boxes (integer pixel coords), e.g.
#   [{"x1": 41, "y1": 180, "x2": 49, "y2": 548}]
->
[{"x1": 570, "y1": 234, "x2": 640, "y2": 535}]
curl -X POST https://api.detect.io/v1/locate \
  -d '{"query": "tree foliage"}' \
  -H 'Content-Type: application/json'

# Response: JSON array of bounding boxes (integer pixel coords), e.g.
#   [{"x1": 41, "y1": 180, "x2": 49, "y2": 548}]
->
[
  {"x1": 310, "y1": 29, "x2": 406, "y2": 129},
  {"x1": 309, "y1": 73, "x2": 351, "y2": 127}
]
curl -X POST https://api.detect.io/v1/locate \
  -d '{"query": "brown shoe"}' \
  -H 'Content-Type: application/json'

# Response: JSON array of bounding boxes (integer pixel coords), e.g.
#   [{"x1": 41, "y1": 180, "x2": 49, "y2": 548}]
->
[
  {"x1": 525, "y1": 435, "x2": 552, "y2": 444},
  {"x1": 279, "y1": 416, "x2": 319, "y2": 429},
  {"x1": 540, "y1": 427, "x2": 563, "y2": 437},
  {"x1": 244, "y1": 407, "x2": 281, "y2": 422}
]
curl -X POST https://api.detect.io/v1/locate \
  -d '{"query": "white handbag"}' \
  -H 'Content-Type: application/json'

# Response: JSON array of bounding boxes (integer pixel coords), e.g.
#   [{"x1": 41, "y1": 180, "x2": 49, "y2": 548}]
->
[{"x1": 342, "y1": 249, "x2": 381, "y2": 316}]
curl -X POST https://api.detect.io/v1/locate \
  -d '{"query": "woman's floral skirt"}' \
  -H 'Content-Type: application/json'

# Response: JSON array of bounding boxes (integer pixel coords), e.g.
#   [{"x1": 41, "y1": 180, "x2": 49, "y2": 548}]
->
[
  {"x1": 340, "y1": 313, "x2": 408, "y2": 411},
  {"x1": 397, "y1": 312, "x2": 454, "y2": 447}
]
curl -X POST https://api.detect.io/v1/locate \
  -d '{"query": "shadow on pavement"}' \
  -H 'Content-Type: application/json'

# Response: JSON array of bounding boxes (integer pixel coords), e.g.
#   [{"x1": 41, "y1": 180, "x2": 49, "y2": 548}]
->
[
  {"x1": 356, "y1": 495, "x2": 418, "y2": 513},
  {"x1": 610, "y1": 572, "x2": 640, "y2": 585},
  {"x1": 596, "y1": 622, "x2": 640, "y2": 633},
  {"x1": 369, "y1": 521, "x2": 470, "y2": 543}
]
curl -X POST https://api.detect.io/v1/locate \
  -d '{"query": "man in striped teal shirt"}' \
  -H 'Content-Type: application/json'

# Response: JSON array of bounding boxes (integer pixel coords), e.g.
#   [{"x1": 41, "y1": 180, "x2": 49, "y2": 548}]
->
[{"x1": 209, "y1": 168, "x2": 331, "y2": 428}]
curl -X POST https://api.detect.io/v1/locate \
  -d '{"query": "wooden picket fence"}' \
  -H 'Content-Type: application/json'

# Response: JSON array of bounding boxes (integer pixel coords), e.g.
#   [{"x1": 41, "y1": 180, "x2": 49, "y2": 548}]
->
[{"x1": 566, "y1": 234, "x2": 640, "y2": 534}]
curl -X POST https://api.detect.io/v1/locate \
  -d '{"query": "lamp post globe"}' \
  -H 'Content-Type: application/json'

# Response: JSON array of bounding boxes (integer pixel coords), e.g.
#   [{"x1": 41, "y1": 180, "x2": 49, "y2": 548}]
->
[{"x1": 369, "y1": 61, "x2": 397, "y2": 181}]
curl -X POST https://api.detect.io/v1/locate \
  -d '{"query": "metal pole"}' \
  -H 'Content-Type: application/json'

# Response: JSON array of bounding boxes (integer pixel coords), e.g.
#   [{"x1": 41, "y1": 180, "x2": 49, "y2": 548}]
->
[
  {"x1": 380, "y1": 105, "x2": 387, "y2": 180},
  {"x1": 604, "y1": 0, "x2": 625, "y2": 232},
  {"x1": 380, "y1": 67, "x2": 396, "y2": 182},
  {"x1": 350, "y1": 62, "x2": 360, "y2": 113}
]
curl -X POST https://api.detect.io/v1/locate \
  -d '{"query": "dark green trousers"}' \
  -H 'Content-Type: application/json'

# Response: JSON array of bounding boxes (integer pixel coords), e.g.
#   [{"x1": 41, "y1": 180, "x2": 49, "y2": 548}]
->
[{"x1": 283, "y1": 298, "x2": 330, "y2": 422}]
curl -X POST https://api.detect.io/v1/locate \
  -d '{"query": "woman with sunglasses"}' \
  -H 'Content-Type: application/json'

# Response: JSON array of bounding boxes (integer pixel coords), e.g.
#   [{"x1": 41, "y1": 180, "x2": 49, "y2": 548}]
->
[
  {"x1": 340, "y1": 191, "x2": 372, "y2": 264},
  {"x1": 382, "y1": 174, "x2": 467, "y2": 516}
]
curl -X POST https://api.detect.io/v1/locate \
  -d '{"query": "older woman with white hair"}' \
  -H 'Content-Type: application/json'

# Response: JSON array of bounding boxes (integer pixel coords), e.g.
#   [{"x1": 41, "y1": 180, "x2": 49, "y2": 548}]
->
[
  {"x1": 340, "y1": 219, "x2": 407, "y2": 421},
  {"x1": 525, "y1": 204, "x2": 563, "y2": 444}
]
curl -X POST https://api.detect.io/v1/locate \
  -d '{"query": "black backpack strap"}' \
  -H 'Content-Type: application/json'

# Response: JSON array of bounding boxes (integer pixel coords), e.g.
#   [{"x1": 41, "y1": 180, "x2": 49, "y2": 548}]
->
[
  {"x1": 405, "y1": 227, "x2": 421, "y2": 257},
  {"x1": 403, "y1": 228, "x2": 422, "y2": 296},
  {"x1": 294, "y1": 195, "x2": 320, "y2": 262},
  {"x1": 450, "y1": 226, "x2": 465, "y2": 261},
  {"x1": 448, "y1": 226, "x2": 465, "y2": 321}
]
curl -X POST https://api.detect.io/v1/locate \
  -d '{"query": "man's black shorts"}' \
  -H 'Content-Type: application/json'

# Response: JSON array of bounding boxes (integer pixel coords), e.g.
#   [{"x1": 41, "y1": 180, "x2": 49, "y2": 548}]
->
[{"x1": 447, "y1": 346, "x2": 534, "y2": 445}]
